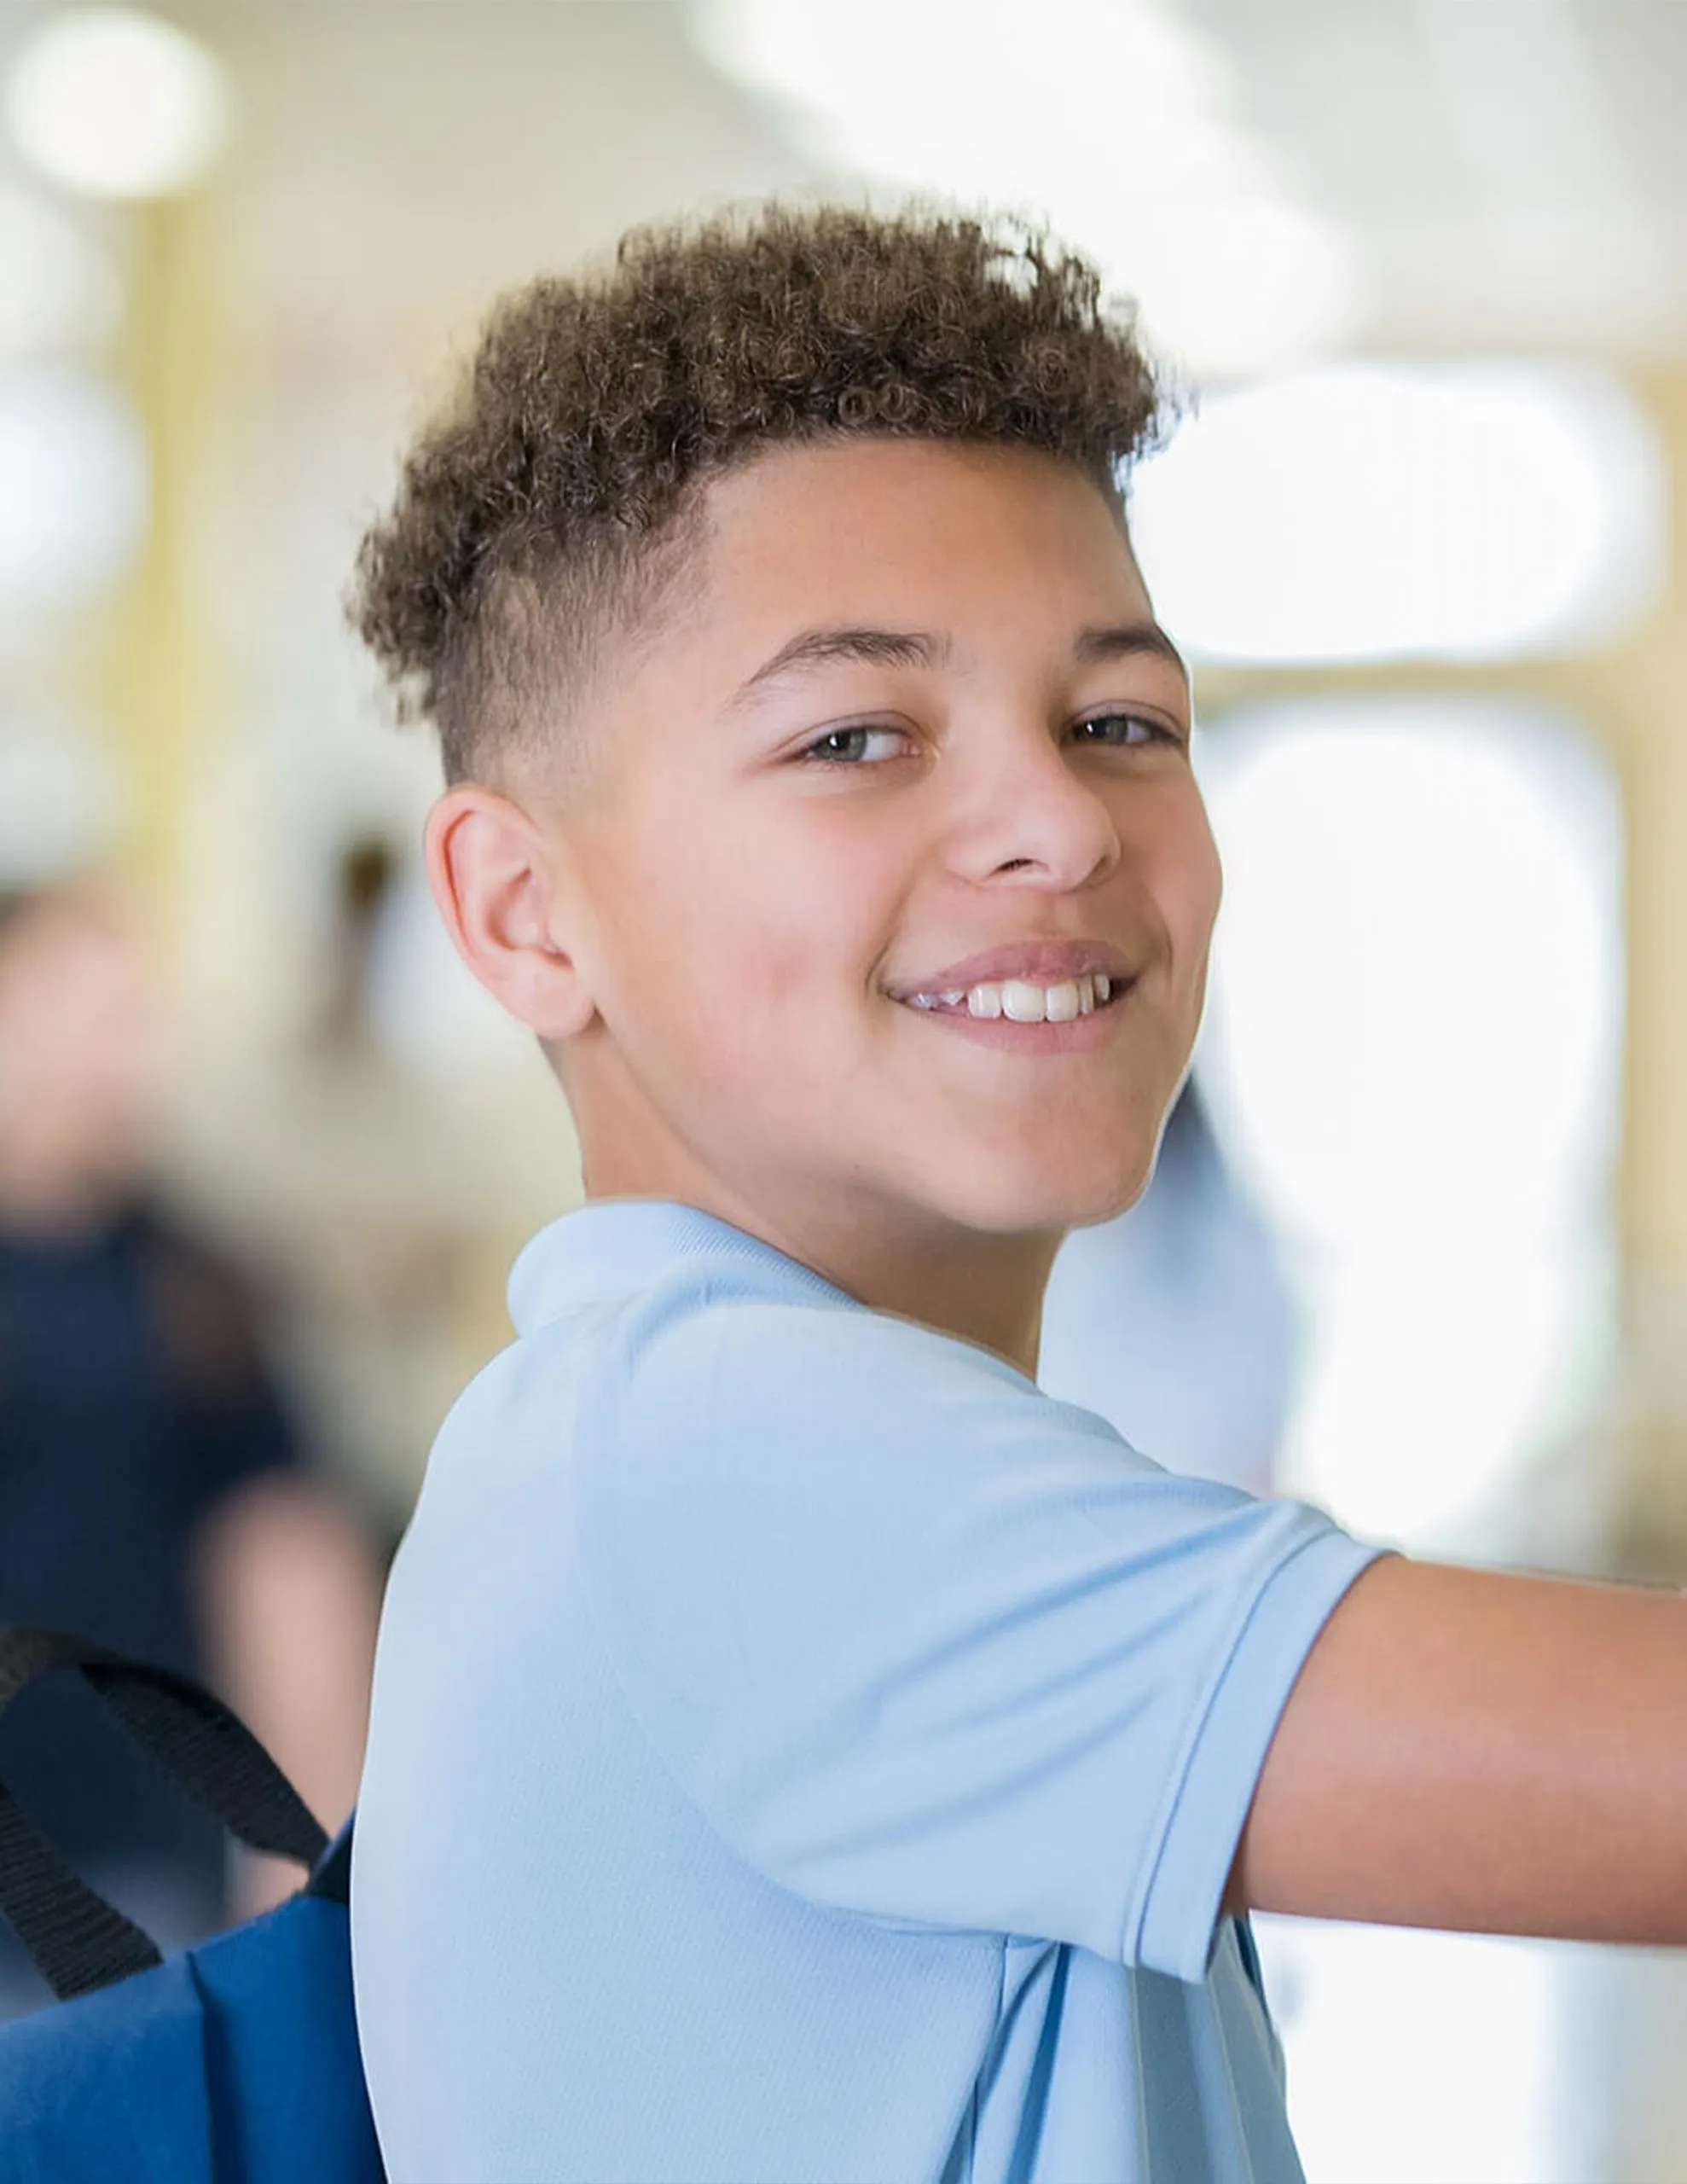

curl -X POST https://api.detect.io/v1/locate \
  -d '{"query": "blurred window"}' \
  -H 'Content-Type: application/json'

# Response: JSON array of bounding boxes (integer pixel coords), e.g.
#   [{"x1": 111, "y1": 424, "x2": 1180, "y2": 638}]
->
[
  {"x1": 1130, "y1": 363, "x2": 1666, "y2": 663},
  {"x1": 1196, "y1": 694, "x2": 1622, "y2": 1548}
]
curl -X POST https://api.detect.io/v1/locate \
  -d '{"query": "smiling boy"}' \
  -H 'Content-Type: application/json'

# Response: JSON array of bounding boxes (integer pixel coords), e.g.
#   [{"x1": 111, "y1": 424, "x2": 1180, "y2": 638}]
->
[{"x1": 348, "y1": 207, "x2": 1687, "y2": 2183}]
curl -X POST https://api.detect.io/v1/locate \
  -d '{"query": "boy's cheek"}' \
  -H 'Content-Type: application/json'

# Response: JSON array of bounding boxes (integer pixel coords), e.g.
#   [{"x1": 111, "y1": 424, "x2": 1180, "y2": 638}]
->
[{"x1": 1148, "y1": 821, "x2": 1223, "y2": 977}]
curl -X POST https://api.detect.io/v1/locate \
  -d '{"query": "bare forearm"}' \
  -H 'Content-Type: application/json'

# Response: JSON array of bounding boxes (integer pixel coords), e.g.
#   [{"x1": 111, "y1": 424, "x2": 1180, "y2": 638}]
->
[
  {"x1": 1232, "y1": 1555, "x2": 1687, "y2": 1943},
  {"x1": 195, "y1": 1475, "x2": 381, "y2": 1905}
]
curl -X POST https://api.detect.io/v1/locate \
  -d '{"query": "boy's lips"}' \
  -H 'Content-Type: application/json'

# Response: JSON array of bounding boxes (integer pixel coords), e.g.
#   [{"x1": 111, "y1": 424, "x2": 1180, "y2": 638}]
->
[
  {"x1": 884, "y1": 938, "x2": 1138, "y2": 1056},
  {"x1": 884, "y1": 938, "x2": 1135, "y2": 1001}
]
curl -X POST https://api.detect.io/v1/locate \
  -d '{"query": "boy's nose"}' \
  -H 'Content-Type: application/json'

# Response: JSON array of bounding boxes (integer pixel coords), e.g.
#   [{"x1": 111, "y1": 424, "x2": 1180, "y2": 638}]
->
[{"x1": 946, "y1": 734, "x2": 1122, "y2": 894}]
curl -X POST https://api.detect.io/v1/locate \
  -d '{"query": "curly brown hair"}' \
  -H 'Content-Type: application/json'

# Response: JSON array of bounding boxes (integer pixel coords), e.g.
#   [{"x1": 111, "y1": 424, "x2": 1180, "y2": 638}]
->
[{"x1": 351, "y1": 203, "x2": 1166, "y2": 783}]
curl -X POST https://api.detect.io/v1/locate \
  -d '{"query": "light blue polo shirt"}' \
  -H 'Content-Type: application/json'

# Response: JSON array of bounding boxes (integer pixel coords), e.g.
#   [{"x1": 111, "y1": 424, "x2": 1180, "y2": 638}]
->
[{"x1": 351, "y1": 1199, "x2": 1384, "y2": 2183}]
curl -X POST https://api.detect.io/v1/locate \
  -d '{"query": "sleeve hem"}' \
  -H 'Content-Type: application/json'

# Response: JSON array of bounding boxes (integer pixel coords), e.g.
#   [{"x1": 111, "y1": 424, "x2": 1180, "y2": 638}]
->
[{"x1": 1125, "y1": 1524, "x2": 1392, "y2": 1984}]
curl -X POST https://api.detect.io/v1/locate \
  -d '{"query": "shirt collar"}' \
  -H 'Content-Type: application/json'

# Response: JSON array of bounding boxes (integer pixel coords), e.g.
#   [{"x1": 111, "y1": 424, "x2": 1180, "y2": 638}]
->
[{"x1": 507, "y1": 1196, "x2": 855, "y2": 1333}]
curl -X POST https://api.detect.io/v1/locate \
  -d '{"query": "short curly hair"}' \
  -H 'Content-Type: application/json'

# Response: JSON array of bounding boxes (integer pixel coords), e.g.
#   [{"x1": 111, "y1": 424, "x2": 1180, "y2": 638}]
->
[{"x1": 351, "y1": 202, "x2": 1167, "y2": 784}]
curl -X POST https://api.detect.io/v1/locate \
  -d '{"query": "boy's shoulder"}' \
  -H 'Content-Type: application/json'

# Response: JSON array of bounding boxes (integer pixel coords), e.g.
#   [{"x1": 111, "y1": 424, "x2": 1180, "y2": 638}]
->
[
  {"x1": 504, "y1": 1198, "x2": 1046, "y2": 1410},
  {"x1": 432, "y1": 1198, "x2": 1143, "y2": 1604}
]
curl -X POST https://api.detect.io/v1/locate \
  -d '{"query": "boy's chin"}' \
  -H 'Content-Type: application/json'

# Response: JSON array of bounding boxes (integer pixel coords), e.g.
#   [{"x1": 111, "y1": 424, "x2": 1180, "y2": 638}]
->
[{"x1": 930, "y1": 1152, "x2": 1156, "y2": 1240}]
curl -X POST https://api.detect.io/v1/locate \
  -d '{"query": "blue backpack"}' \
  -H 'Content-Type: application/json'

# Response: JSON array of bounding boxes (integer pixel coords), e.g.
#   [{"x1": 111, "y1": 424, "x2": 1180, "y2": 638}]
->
[{"x1": 0, "y1": 1624, "x2": 383, "y2": 2182}]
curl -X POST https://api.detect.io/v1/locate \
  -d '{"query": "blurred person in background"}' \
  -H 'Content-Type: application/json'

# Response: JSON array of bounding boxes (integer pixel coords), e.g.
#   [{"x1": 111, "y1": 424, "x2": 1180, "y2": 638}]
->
[
  {"x1": 1038, "y1": 1074, "x2": 1298, "y2": 1496},
  {"x1": 175, "y1": 831, "x2": 519, "y2": 1537},
  {"x1": 0, "y1": 876, "x2": 381, "y2": 2016}
]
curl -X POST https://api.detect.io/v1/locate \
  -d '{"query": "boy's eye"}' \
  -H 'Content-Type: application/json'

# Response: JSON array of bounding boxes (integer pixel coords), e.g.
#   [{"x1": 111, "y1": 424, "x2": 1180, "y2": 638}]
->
[
  {"x1": 1072, "y1": 712, "x2": 1178, "y2": 749},
  {"x1": 797, "y1": 724, "x2": 909, "y2": 765},
  {"x1": 796, "y1": 714, "x2": 1181, "y2": 765}
]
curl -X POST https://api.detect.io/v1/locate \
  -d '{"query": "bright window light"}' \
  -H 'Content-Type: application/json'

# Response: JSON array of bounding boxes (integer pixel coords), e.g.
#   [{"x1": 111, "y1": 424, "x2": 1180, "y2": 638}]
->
[
  {"x1": 1195, "y1": 697, "x2": 1622, "y2": 1544},
  {"x1": 1197, "y1": 699, "x2": 1621, "y2": 1241},
  {"x1": 5, "y1": 8, "x2": 230, "y2": 200},
  {"x1": 697, "y1": 0, "x2": 1359, "y2": 377},
  {"x1": 1088, "y1": 197, "x2": 1355, "y2": 383},
  {"x1": 1272, "y1": 1238, "x2": 1615, "y2": 1546},
  {"x1": 1255, "y1": 1920, "x2": 1579, "y2": 2184},
  {"x1": 0, "y1": 364, "x2": 148, "y2": 619},
  {"x1": 1129, "y1": 363, "x2": 1667, "y2": 662}
]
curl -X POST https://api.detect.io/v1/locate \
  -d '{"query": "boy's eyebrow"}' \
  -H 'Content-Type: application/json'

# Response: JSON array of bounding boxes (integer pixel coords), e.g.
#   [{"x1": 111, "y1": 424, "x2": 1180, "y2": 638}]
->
[
  {"x1": 726, "y1": 618, "x2": 1188, "y2": 711},
  {"x1": 728, "y1": 627, "x2": 946, "y2": 708},
  {"x1": 1073, "y1": 621, "x2": 1190, "y2": 682}
]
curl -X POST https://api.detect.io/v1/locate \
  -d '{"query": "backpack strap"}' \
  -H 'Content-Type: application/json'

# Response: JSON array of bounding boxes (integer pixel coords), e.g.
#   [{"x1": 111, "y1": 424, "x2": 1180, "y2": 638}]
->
[
  {"x1": 307, "y1": 1815, "x2": 355, "y2": 1906},
  {"x1": 0, "y1": 1780, "x2": 165, "y2": 1997},
  {"x1": 0, "y1": 1623, "x2": 332, "y2": 2001}
]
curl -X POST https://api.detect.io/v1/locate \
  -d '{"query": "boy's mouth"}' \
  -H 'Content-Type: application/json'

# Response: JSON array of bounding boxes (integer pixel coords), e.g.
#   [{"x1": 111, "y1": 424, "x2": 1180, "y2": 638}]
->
[
  {"x1": 885, "y1": 938, "x2": 1136, "y2": 1025},
  {"x1": 901, "y1": 973, "x2": 1121, "y2": 1023},
  {"x1": 890, "y1": 973, "x2": 1133, "y2": 1055}
]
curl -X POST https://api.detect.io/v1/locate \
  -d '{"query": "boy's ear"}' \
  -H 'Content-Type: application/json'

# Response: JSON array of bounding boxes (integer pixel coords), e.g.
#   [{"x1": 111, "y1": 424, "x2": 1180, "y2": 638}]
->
[{"x1": 424, "y1": 785, "x2": 596, "y2": 1042}]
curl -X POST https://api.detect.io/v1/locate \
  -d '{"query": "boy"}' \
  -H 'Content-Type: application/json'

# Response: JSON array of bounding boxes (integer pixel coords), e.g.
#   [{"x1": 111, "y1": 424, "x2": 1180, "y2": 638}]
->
[{"x1": 347, "y1": 206, "x2": 1687, "y2": 2182}]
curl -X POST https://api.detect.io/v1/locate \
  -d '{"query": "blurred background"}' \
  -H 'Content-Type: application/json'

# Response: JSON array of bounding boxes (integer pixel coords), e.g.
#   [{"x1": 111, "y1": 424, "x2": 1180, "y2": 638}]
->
[{"x1": 0, "y1": 0, "x2": 1683, "y2": 2173}]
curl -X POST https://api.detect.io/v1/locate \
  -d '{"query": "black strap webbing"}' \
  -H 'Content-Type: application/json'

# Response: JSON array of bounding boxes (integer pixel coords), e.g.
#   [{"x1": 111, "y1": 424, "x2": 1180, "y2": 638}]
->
[
  {"x1": 0, "y1": 1782, "x2": 164, "y2": 1996},
  {"x1": 0, "y1": 1623, "x2": 332, "y2": 2001}
]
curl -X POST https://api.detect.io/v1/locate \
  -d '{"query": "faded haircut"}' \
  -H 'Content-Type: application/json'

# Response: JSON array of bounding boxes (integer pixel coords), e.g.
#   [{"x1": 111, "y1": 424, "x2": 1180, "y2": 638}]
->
[{"x1": 351, "y1": 202, "x2": 1167, "y2": 785}]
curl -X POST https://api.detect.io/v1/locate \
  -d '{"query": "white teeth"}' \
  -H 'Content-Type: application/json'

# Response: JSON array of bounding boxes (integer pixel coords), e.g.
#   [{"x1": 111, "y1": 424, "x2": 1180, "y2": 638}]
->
[{"x1": 910, "y1": 973, "x2": 1119, "y2": 1020}]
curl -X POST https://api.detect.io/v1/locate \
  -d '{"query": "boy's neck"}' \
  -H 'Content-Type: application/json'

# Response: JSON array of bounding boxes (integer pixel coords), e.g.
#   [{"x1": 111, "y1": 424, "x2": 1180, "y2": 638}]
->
[
  {"x1": 584, "y1": 1154, "x2": 1058, "y2": 1381},
  {"x1": 759, "y1": 1200, "x2": 1056, "y2": 1383},
  {"x1": 564, "y1": 1037, "x2": 1064, "y2": 1380}
]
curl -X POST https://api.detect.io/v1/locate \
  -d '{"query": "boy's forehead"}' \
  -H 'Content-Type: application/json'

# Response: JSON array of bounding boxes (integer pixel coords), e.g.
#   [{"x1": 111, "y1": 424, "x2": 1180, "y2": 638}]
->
[
  {"x1": 684, "y1": 438, "x2": 1153, "y2": 653},
  {"x1": 549, "y1": 438, "x2": 1174, "y2": 802}
]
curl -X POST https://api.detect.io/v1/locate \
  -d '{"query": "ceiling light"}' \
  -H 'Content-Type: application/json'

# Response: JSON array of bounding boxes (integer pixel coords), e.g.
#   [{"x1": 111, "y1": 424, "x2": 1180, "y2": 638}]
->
[{"x1": 5, "y1": 7, "x2": 231, "y2": 200}]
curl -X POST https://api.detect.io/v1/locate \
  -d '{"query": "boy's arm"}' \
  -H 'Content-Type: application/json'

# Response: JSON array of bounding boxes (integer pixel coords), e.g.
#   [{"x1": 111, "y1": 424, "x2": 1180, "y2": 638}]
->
[{"x1": 1229, "y1": 1555, "x2": 1687, "y2": 1943}]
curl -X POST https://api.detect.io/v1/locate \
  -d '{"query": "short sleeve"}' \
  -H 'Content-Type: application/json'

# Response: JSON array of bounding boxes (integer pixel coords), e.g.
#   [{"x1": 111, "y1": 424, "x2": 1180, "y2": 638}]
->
[{"x1": 574, "y1": 1279, "x2": 1384, "y2": 1985}]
